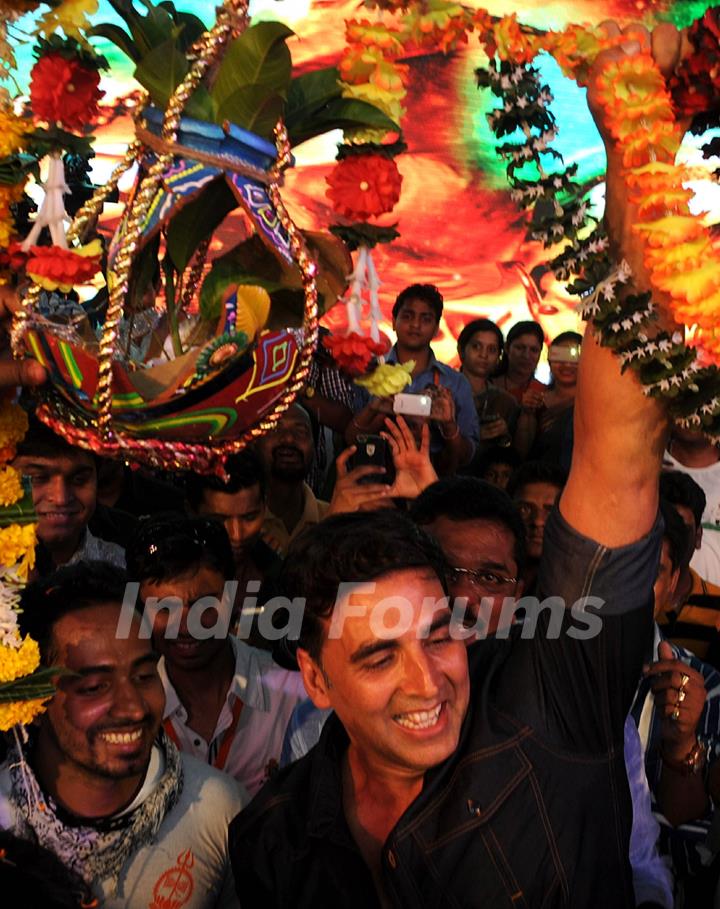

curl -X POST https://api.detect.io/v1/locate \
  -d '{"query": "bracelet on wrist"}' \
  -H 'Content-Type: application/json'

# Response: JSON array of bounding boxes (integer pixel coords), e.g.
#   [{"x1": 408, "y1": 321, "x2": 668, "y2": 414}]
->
[{"x1": 661, "y1": 739, "x2": 707, "y2": 776}]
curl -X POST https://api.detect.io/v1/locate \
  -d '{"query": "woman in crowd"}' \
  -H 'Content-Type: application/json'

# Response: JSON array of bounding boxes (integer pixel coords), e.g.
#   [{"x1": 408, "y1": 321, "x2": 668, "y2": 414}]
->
[
  {"x1": 493, "y1": 320, "x2": 546, "y2": 458},
  {"x1": 457, "y1": 318, "x2": 518, "y2": 453},
  {"x1": 529, "y1": 331, "x2": 582, "y2": 464},
  {"x1": 494, "y1": 320, "x2": 546, "y2": 405}
]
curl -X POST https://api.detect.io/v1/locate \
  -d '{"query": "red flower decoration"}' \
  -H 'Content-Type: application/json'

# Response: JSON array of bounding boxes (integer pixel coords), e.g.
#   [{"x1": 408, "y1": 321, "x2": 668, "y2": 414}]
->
[
  {"x1": 326, "y1": 155, "x2": 402, "y2": 221},
  {"x1": 323, "y1": 331, "x2": 388, "y2": 377},
  {"x1": 670, "y1": 8, "x2": 720, "y2": 118},
  {"x1": 30, "y1": 53, "x2": 103, "y2": 133},
  {"x1": 0, "y1": 242, "x2": 28, "y2": 271},
  {"x1": 26, "y1": 243, "x2": 101, "y2": 292}
]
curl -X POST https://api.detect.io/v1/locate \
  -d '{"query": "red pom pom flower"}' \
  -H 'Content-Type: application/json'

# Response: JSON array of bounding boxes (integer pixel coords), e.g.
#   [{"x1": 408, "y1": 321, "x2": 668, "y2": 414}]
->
[
  {"x1": 326, "y1": 155, "x2": 402, "y2": 221},
  {"x1": 26, "y1": 241, "x2": 102, "y2": 293},
  {"x1": 30, "y1": 53, "x2": 103, "y2": 133},
  {"x1": 322, "y1": 331, "x2": 388, "y2": 377}
]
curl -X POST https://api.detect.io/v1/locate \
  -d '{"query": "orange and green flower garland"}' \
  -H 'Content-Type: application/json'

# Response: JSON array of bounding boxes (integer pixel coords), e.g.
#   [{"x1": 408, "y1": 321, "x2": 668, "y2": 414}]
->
[{"x1": 0, "y1": 397, "x2": 55, "y2": 733}]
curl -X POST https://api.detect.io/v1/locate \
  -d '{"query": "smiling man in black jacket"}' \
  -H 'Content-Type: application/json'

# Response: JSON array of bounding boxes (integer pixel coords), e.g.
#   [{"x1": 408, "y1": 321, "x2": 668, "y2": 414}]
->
[{"x1": 228, "y1": 22, "x2": 680, "y2": 909}]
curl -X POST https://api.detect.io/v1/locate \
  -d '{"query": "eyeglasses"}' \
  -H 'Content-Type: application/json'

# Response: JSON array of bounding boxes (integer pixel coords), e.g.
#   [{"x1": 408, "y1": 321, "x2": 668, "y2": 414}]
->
[{"x1": 446, "y1": 566, "x2": 518, "y2": 591}]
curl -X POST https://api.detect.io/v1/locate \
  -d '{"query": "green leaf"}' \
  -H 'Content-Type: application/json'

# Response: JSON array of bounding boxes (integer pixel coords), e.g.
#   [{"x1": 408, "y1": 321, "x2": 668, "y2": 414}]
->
[
  {"x1": 166, "y1": 178, "x2": 237, "y2": 274},
  {"x1": 211, "y1": 21, "x2": 293, "y2": 121},
  {"x1": 199, "y1": 231, "x2": 350, "y2": 323},
  {"x1": 215, "y1": 88, "x2": 284, "y2": 140},
  {"x1": 128, "y1": 234, "x2": 161, "y2": 313},
  {"x1": 0, "y1": 665, "x2": 76, "y2": 702},
  {"x1": 158, "y1": 4, "x2": 208, "y2": 50},
  {"x1": 26, "y1": 128, "x2": 94, "y2": 159},
  {"x1": 183, "y1": 86, "x2": 216, "y2": 123},
  {"x1": 133, "y1": 35, "x2": 188, "y2": 108},
  {"x1": 0, "y1": 154, "x2": 40, "y2": 186},
  {"x1": 287, "y1": 97, "x2": 398, "y2": 148},
  {"x1": 329, "y1": 223, "x2": 400, "y2": 250},
  {"x1": 108, "y1": 0, "x2": 178, "y2": 58},
  {"x1": 88, "y1": 23, "x2": 140, "y2": 63},
  {"x1": 284, "y1": 66, "x2": 342, "y2": 126}
]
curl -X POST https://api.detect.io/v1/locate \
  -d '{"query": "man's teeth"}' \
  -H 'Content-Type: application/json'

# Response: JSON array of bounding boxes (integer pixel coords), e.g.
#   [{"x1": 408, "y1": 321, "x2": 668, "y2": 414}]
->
[
  {"x1": 101, "y1": 730, "x2": 143, "y2": 744},
  {"x1": 394, "y1": 704, "x2": 442, "y2": 730}
]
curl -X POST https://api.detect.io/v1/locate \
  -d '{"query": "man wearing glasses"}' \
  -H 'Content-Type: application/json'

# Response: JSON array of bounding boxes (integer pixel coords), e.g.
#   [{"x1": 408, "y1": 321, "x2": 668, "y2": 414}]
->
[{"x1": 410, "y1": 476, "x2": 525, "y2": 639}]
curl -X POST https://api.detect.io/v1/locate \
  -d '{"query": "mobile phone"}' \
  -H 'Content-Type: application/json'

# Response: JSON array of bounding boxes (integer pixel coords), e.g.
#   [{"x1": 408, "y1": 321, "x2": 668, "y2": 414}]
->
[
  {"x1": 349, "y1": 435, "x2": 396, "y2": 485},
  {"x1": 393, "y1": 392, "x2": 433, "y2": 417}
]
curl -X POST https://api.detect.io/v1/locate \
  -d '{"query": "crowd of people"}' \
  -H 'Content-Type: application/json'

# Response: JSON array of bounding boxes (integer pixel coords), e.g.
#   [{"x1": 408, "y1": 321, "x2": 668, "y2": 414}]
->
[{"x1": 2, "y1": 19, "x2": 720, "y2": 909}]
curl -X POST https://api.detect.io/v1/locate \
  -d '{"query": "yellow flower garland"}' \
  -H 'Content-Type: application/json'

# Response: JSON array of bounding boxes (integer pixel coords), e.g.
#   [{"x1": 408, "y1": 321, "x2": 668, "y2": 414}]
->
[
  {"x1": 0, "y1": 464, "x2": 23, "y2": 507},
  {"x1": 0, "y1": 523, "x2": 36, "y2": 580},
  {"x1": 0, "y1": 696, "x2": 51, "y2": 731},
  {"x1": 0, "y1": 634, "x2": 39, "y2": 683}
]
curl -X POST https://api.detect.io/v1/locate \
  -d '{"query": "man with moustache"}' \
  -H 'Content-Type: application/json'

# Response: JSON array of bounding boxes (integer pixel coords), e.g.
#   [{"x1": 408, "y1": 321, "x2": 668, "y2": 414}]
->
[
  {"x1": 257, "y1": 403, "x2": 329, "y2": 555},
  {"x1": 0, "y1": 561, "x2": 243, "y2": 908}
]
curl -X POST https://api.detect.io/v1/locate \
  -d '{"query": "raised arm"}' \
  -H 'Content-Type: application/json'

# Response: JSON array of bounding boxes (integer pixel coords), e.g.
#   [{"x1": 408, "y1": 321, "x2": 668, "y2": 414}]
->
[{"x1": 560, "y1": 24, "x2": 684, "y2": 546}]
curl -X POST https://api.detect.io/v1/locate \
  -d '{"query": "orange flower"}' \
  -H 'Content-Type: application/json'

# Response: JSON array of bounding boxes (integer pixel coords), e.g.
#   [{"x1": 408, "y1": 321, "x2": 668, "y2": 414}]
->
[
  {"x1": 323, "y1": 331, "x2": 388, "y2": 377},
  {"x1": 326, "y1": 155, "x2": 402, "y2": 221}
]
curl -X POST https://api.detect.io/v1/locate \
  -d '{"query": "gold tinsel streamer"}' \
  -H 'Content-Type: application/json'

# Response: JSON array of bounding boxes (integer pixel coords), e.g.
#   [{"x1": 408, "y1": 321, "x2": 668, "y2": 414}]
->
[{"x1": 14, "y1": 0, "x2": 319, "y2": 476}]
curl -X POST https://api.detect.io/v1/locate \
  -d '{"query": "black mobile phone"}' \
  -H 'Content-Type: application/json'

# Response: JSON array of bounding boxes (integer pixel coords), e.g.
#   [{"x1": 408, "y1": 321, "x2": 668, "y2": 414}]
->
[{"x1": 350, "y1": 434, "x2": 396, "y2": 485}]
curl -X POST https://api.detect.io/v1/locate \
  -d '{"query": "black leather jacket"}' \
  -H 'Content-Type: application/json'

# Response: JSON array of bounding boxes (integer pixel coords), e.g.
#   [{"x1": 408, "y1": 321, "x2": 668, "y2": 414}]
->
[{"x1": 230, "y1": 509, "x2": 662, "y2": 908}]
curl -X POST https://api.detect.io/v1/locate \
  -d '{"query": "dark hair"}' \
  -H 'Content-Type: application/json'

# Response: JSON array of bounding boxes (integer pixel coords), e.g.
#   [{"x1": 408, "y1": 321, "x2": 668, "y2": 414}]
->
[
  {"x1": 0, "y1": 830, "x2": 93, "y2": 908},
  {"x1": 476, "y1": 446, "x2": 523, "y2": 476},
  {"x1": 550, "y1": 330, "x2": 583, "y2": 347},
  {"x1": 498, "y1": 320, "x2": 544, "y2": 375},
  {"x1": 278, "y1": 510, "x2": 447, "y2": 662},
  {"x1": 185, "y1": 449, "x2": 266, "y2": 511},
  {"x1": 457, "y1": 318, "x2": 504, "y2": 360},
  {"x1": 15, "y1": 413, "x2": 96, "y2": 466},
  {"x1": 391, "y1": 283, "x2": 443, "y2": 322},
  {"x1": 660, "y1": 470, "x2": 706, "y2": 529},
  {"x1": 507, "y1": 461, "x2": 568, "y2": 498},
  {"x1": 126, "y1": 514, "x2": 235, "y2": 585},
  {"x1": 409, "y1": 477, "x2": 526, "y2": 577},
  {"x1": 19, "y1": 561, "x2": 130, "y2": 664},
  {"x1": 660, "y1": 497, "x2": 692, "y2": 572}
]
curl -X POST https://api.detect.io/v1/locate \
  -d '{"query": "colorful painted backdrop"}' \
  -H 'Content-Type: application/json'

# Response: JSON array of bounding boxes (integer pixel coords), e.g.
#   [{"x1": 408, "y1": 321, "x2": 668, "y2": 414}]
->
[{"x1": 12, "y1": 0, "x2": 720, "y2": 366}]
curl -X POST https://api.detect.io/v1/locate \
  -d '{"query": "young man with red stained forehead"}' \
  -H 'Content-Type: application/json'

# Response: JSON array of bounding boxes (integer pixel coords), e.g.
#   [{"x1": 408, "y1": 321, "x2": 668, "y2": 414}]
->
[
  {"x1": 229, "y1": 22, "x2": 682, "y2": 908},
  {"x1": 0, "y1": 562, "x2": 244, "y2": 908}
]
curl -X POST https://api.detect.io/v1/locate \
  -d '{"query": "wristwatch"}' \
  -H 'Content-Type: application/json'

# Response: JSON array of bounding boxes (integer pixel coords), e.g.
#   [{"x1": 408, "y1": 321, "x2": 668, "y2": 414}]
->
[{"x1": 661, "y1": 739, "x2": 707, "y2": 776}]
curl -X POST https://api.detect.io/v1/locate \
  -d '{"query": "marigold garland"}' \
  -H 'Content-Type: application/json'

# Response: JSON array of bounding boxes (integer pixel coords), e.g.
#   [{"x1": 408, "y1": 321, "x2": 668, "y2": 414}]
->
[
  {"x1": 0, "y1": 524, "x2": 37, "y2": 580},
  {"x1": 0, "y1": 465, "x2": 23, "y2": 507},
  {"x1": 0, "y1": 696, "x2": 51, "y2": 730},
  {"x1": 0, "y1": 634, "x2": 40, "y2": 684},
  {"x1": 467, "y1": 10, "x2": 720, "y2": 435}
]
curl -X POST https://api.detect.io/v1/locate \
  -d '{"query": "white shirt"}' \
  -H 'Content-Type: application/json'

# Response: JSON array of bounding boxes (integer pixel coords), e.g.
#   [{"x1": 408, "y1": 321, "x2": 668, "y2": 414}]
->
[
  {"x1": 0, "y1": 748, "x2": 245, "y2": 909},
  {"x1": 159, "y1": 636, "x2": 306, "y2": 796}
]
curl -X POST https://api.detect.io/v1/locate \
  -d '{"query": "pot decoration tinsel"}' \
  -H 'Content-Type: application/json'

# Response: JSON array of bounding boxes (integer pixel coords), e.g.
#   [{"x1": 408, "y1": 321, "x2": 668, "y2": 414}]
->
[{"x1": 8, "y1": 0, "x2": 400, "y2": 476}]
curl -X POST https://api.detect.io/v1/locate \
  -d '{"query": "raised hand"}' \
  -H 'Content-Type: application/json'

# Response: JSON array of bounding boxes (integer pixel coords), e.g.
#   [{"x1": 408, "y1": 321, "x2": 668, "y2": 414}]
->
[
  {"x1": 382, "y1": 415, "x2": 437, "y2": 500},
  {"x1": 326, "y1": 445, "x2": 390, "y2": 516}
]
